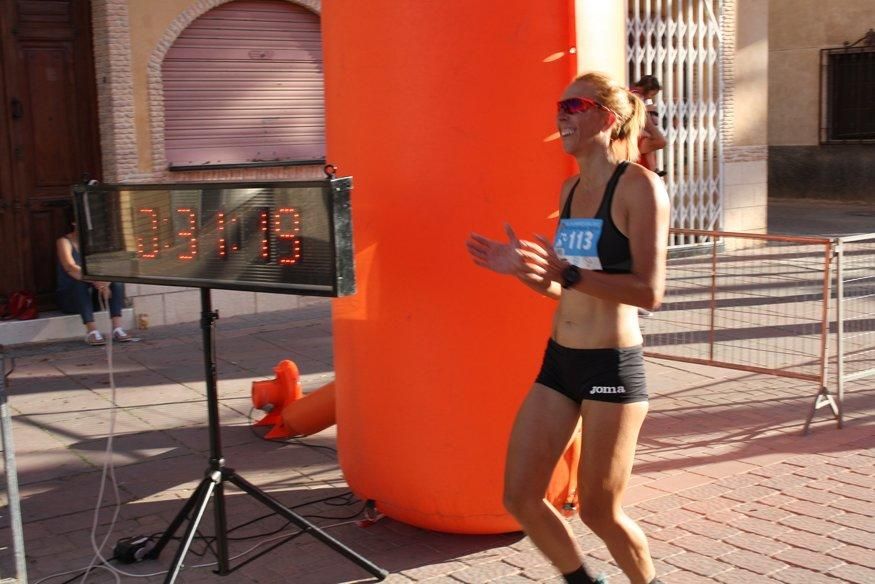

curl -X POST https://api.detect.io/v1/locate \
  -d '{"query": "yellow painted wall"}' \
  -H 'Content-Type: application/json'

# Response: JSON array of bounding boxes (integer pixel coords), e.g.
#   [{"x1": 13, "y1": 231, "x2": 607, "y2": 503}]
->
[
  {"x1": 734, "y1": 0, "x2": 769, "y2": 147},
  {"x1": 769, "y1": 0, "x2": 873, "y2": 146},
  {"x1": 575, "y1": 0, "x2": 628, "y2": 81},
  {"x1": 723, "y1": 0, "x2": 770, "y2": 234},
  {"x1": 128, "y1": 0, "x2": 202, "y2": 172}
]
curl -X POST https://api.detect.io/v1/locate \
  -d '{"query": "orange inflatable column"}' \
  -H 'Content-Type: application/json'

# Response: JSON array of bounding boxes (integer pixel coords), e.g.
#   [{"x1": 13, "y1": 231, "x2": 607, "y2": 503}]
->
[{"x1": 323, "y1": 2, "x2": 577, "y2": 534}]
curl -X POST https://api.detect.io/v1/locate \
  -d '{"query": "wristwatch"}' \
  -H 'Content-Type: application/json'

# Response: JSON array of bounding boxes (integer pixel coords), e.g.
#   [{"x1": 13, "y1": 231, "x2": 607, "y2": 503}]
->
[{"x1": 561, "y1": 265, "x2": 581, "y2": 289}]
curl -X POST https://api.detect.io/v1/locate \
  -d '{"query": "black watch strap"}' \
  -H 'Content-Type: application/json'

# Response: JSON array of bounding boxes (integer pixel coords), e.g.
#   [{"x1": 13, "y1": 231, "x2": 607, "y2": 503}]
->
[{"x1": 561, "y1": 265, "x2": 581, "y2": 289}]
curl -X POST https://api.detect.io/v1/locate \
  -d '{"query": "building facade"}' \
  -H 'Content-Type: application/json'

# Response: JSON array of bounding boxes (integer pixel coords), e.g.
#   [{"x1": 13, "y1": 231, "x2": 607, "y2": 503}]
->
[
  {"x1": 769, "y1": 0, "x2": 874, "y2": 201},
  {"x1": 1, "y1": 0, "x2": 772, "y2": 326}
]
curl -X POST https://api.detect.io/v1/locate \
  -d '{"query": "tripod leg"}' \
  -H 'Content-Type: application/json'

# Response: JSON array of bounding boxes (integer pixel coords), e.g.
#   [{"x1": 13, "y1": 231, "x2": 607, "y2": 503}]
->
[
  {"x1": 164, "y1": 470, "x2": 221, "y2": 584},
  {"x1": 145, "y1": 474, "x2": 213, "y2": 560},
  {"x1": 227, "y1": 472, "x2": 389, "y2": 580},
  {"x1": 212, "y1": 478, "x2": 230, "y2": 574}
]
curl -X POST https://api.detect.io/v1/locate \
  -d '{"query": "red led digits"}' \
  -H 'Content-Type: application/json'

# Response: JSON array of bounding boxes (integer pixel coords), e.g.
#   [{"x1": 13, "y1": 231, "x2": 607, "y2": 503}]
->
[
  {"x1": 259, "y1": 209, "x2": 270, "y2": 261},
  {"x1": 218, "y1": 211, "x2": 242, "y2": 257},
  {"x1": 217, "y1": 212, "x2": 226, "y2": 258},
  {"x1": 274, "y1": 207, "x2": 301, "y2": 265},
  {"x1": 137, "y1": 208, "x2": 160, "y2": 259},
  {"x1": 176, "y1": 208, "x2": 198, "y2": 260},
  {"x1": 136, "y1": 205, "x2": 301, "y2": 264},
  {"x1": 229, "y1": 214, "x2": 240, "y2": 252}
]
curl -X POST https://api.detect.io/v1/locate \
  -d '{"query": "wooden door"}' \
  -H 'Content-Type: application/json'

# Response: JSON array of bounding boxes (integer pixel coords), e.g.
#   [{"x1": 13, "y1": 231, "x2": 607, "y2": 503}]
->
[{"x1": 0, "y1": 0, "x2": 101, "y2": 305}]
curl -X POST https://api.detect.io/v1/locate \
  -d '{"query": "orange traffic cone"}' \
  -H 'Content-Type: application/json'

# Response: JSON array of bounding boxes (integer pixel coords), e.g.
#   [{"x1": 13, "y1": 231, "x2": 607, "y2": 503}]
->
[
  {"x1": 252, "y1": 360, "x2": 302, "y2": 435},
  {"x1": 251, "y1": 360, "x2": 336, "y2": 438}
]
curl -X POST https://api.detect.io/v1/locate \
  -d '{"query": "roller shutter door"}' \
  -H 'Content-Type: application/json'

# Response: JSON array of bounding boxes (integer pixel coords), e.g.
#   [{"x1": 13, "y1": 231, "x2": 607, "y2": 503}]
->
[{"x1": 163, "y1": 0, "x2": 324, "y2": 168}]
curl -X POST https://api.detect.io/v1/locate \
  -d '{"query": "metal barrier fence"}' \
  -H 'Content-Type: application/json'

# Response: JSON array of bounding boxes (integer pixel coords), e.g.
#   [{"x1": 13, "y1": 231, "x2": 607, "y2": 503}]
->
[
  {"x1": 832, "y1": 234, "x2": 875, "y2": 428},
  {"x1": 0, "y1": 348, "x2": 26, "y2": 583},
  {"x1": 644, "y1": 229, "x2": 836, "y2": 432}
]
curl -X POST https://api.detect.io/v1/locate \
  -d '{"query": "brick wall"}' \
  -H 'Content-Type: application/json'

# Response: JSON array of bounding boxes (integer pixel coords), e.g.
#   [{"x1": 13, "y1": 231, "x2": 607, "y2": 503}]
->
[{"x1": 91, "y1": 0, "x2": 139, "y2": 182}]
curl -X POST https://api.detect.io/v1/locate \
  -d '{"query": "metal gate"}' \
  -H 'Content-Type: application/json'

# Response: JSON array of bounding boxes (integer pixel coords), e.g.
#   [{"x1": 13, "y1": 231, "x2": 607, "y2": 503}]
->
[{"x1": 627, "y1": 0, "x2": 725, "y2": 244}]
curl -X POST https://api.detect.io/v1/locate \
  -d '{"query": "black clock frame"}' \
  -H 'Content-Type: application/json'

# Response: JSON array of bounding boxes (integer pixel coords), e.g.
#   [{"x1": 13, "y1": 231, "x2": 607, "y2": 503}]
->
[{"x1": 73, "y1": 177, "x2": 355, "y2": 297}]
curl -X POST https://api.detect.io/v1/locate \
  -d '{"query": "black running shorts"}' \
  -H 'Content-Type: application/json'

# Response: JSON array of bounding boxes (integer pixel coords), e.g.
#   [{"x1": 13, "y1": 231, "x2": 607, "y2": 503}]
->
[{"x1": 535, "y1": 338, "x2": 648, "y2": 404}]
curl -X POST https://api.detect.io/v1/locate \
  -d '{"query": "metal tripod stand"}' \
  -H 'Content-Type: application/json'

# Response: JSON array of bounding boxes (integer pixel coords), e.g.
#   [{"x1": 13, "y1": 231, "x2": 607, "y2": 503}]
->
[{"x1": 145, "y1": 288, "x2": 387, "y2": 583}]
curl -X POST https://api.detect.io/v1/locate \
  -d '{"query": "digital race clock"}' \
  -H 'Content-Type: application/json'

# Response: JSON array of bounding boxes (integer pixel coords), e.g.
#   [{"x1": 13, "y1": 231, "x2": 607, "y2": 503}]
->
[{"x1": 73, "y1": 178, "x2": 355, "y2": 296}]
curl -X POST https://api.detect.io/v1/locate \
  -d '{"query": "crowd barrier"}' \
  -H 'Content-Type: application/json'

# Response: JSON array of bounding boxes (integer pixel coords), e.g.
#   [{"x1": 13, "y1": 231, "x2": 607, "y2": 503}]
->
[
  {"x1": 645, "y1": 228, "x2": 874, "y2": 433},
  {"x1": 831, "y1": 233, "x2": 875, "y2": 430}
]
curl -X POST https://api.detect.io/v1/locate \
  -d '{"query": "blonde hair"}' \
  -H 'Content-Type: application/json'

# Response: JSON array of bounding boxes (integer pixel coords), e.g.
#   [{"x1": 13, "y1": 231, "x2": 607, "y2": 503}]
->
[{"x1": 574, "y1": 72, "x2": 646, "y2": 162}]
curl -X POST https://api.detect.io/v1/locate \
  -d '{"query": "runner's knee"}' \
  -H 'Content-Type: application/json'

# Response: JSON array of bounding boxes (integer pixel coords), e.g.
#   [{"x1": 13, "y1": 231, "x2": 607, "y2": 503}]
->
[
  {"x1": 577, "y1": 498, "x2": 622, "y2": 533},
  {"x1": 503, "y1": 483, "x2": 544, "y2": 520}
]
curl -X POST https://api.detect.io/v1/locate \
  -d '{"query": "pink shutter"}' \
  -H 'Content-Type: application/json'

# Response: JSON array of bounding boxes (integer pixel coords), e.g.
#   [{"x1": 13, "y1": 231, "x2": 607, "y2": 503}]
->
[{"x1": 163, "y1": 0, "x2": 324, "y2": 168}]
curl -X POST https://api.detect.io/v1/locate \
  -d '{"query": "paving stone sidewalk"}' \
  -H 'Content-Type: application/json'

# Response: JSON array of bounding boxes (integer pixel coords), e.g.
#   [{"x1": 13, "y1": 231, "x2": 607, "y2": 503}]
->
[{"x1": 1, "y1": 300, "x2": 873, "y2": 584}]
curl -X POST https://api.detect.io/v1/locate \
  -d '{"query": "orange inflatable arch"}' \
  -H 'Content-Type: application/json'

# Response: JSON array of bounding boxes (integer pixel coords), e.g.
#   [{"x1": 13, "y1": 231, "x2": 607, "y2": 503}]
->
[{"x1": 302, "y1": 1, "x2": 580, "y2": 534}]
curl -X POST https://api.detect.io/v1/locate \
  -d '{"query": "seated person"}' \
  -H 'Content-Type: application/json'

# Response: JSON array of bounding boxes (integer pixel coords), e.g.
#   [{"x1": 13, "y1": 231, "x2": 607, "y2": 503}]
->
[{"x1": 56, "y1": 222, "x2": 134, "y2": 345}]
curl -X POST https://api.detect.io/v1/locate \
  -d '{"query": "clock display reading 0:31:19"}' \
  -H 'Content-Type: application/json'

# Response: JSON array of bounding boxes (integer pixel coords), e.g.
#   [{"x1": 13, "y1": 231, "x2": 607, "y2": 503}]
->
[{"x1": 133, "y1": 204, "x2": 302, "y2": 265}]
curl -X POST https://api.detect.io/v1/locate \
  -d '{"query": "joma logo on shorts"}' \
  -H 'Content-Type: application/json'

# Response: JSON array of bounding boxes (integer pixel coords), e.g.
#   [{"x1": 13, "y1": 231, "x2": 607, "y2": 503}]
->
[{"x1": 590, "y1": 386, "x2": 625, "y2": 394}]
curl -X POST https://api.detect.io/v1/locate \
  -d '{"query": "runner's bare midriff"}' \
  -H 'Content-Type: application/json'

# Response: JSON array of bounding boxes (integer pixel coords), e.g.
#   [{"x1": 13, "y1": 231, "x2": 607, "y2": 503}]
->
[{"x1": 552, "y1": 288, "x2": 642, "y2": 349}]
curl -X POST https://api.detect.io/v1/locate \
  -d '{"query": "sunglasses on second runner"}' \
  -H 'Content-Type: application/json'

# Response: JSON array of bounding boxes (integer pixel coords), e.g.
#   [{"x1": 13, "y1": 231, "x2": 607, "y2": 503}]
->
[{"x1": 557, "y1": 97, "x2": 614, "y2": 117}]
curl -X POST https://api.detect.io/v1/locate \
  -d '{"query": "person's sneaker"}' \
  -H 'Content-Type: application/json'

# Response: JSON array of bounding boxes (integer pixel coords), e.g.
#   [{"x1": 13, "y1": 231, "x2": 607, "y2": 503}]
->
[
  {"x1": 112, "y1": 328, "x2": 137, "y2": 342},
  {"x1": 86, "y1": 330, "x2": 106, "y2": 346},
  {"x1": 638, "y1": 307, "x2": 653, "y2": 318}
]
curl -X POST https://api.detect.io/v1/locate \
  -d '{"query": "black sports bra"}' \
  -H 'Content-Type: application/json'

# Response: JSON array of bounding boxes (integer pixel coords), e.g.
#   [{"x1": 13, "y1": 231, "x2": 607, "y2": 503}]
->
[{"x1": 560, "y1": 161, "x2": 632, "y2": 273}]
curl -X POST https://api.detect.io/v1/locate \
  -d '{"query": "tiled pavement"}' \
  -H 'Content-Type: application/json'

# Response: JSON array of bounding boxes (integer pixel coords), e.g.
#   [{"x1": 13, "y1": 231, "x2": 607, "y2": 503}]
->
[{"x1": 1, "y1": 299, "x2": 873, "y2": 584}]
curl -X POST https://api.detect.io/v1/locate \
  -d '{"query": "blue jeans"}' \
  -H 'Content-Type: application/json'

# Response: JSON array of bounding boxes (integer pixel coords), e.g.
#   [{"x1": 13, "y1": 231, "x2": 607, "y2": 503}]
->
[{"x1": 56, "y1": 282, "x2": 124, "y2": 325}]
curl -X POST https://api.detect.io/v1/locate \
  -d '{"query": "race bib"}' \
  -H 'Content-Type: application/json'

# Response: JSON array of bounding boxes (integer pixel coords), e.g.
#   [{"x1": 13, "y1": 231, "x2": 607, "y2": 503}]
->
[{"x1": 554, "y1": 218, "x2": 603, "y2": 270}]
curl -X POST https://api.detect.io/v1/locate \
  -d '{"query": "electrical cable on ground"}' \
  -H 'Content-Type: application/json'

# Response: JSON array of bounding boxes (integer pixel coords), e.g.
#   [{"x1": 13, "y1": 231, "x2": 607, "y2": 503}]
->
[{"x1": 35, "y1": 302, "x2": 368, "y2": 583}]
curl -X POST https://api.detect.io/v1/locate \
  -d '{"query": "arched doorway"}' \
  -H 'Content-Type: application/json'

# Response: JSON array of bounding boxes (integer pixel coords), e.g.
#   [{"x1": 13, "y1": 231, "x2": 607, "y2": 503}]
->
[{"x1": 162, "y1": 0, "x2": 325, "y2": 170}]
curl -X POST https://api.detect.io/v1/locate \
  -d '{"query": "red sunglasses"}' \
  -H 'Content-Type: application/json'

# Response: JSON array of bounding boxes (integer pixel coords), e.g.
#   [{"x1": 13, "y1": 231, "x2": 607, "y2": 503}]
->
[{"x1": 557, "y1": 97, "x2": 614, "y2": 117}]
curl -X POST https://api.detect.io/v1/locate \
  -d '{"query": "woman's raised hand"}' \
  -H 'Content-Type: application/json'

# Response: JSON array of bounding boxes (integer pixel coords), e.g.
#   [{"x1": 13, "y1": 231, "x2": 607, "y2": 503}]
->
[{"x1": 466, "y1": 224, "x2": 547, "y2": 278}]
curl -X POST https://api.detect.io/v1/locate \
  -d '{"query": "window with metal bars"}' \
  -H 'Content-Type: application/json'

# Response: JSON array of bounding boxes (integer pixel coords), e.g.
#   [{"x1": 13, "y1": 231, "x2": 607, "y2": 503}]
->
[{"x1": 821, "y1": 40, "x2": 875, "y2": 143}]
